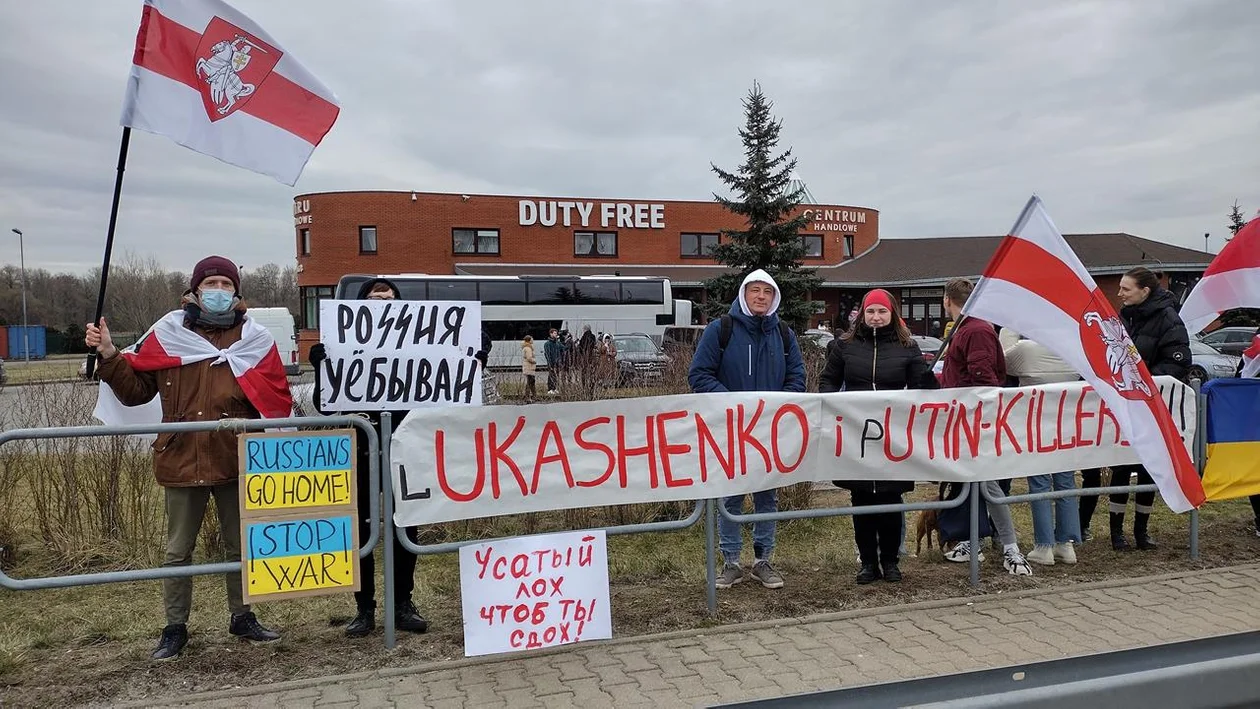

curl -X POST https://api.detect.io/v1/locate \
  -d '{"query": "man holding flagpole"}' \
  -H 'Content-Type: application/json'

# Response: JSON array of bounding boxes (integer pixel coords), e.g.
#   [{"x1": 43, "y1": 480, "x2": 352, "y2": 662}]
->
[{"x1": 87, "y1": 255, "x2": 293, "y2": 661}]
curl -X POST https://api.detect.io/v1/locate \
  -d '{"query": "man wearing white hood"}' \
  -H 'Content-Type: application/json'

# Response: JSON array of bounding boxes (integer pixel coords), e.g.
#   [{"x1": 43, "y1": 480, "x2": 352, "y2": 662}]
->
[{"x1": 689, "y1": 269, "x2": 806, "y2": 589}]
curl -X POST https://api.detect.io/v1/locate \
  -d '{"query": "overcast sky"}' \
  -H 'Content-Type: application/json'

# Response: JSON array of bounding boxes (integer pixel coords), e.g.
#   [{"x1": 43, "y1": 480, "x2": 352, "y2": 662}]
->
[{"x1": 0, "y1": 0, "x2": 1255, "y2": 274}]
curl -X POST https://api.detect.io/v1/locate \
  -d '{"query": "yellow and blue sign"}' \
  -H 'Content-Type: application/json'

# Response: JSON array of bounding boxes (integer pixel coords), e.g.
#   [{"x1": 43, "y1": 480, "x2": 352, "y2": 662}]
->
[
  {"x1": 1202, "y1": 379, "x2": 1260, "y2": 501},
  {"x1": 245, "y1": 515, "x2": 357, "y2": 597},
  {"x1": 238, "y1": 429, "x2": 360, "y2": 603}
]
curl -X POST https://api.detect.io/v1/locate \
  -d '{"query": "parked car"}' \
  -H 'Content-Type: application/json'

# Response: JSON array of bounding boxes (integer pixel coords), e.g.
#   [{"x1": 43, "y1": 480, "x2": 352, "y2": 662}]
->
[
  {"x1": 612, "y1": 334, "x2": 671, "y2": 385},
  {"x1": 1188, "y1": 339, "x2": 1241, "y2": 381},
  {"x1": 912, "y1": 335, "x2": 943, "y2": 364},
  {"x1": 803, "y1": 329, "x2": 834, "y2": 347},
  {"x1": 662, "y1": 325, "x2": 706, "y2": 357},
  {"x1": 1197, "y1": 326, "x2": 1256, "y2": 357}
]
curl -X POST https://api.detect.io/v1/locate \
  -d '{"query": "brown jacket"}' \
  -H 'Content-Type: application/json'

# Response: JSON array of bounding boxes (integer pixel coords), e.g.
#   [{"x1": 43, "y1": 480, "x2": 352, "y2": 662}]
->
[{"x1": 98, "y1": 317, "x2": 259, "y2": 487}]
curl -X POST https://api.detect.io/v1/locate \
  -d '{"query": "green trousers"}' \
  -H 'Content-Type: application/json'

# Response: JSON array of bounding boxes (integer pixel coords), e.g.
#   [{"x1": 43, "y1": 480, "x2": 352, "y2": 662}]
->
[{"x1": 162, "y1": 482, "x2": 248, "y2": 626}]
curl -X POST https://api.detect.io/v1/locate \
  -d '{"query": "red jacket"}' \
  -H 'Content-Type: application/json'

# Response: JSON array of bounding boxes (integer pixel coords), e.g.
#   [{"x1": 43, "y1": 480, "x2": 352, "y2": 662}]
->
[{"x1": 941, "y1": 316, "x2": 1007, "y2": 388}]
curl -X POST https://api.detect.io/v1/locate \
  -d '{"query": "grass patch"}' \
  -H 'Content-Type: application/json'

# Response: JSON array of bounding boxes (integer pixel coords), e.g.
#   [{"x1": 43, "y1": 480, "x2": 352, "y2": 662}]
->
[{"x1": 3, "y1": 360, "x2": 82, "y2": 384}]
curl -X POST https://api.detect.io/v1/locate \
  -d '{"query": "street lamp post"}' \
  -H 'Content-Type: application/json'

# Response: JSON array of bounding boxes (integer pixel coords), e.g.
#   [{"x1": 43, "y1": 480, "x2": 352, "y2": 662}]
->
[
  {"x1": 1204, "y1": 232, "x2": 1210, "y2": 253},
  {"x1": 10, "y1": 228, "x2": 29, "y2": 364}
]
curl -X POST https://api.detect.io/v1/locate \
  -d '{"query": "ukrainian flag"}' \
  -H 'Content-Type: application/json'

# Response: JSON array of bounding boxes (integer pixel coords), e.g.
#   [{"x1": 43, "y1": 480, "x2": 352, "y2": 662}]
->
[{"x1": 1202, "y1": 378, "x2": 1260, "y2": 501}]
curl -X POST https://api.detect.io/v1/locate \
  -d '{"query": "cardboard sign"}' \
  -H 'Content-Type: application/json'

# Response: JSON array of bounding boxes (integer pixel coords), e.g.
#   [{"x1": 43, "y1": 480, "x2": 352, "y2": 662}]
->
[
  {"x1": 239, "y1": 430, "x2": 360, "y2": 603},
  {"x1": 391, "y1": 377, "x2": 1195, "y2": 526},
  {"x1": 318, "y1": 299, "x2": 483, "y2": 411},
  {"x1": 459, "y1": 530, "x2": 611, "y2": 657}
]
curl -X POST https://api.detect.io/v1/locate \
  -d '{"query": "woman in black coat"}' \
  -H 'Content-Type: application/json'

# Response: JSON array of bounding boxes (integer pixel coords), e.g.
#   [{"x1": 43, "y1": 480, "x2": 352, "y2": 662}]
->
[
  {"x1": 819, "y1": 289, "x2": 938, "y2": 584},
  {"x1": 1080, "y1": 267, "x2": 1192, "y2": 550}
]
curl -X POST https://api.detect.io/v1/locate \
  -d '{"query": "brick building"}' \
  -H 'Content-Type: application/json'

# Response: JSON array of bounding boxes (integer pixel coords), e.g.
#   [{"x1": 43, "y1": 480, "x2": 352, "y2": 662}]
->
[{"x1": 294, "y1": 190, "x2": 1213, "y2": 352}]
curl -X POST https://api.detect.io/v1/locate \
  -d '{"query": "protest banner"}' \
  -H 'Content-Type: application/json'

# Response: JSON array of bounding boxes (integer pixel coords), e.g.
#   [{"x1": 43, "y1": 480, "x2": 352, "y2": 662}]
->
[
  {"x1": 459, "y1": 530, "x2": 611, "y2": 657},
  {"x1": 318, "y1": 299, "x2": 482, "y2": 411},
  {"x1": 391, "y1": 377, "x2": 1195, "y2": 526},
  {"x1": 239, "y1": 430, "x2": 360, "y2": 603}
]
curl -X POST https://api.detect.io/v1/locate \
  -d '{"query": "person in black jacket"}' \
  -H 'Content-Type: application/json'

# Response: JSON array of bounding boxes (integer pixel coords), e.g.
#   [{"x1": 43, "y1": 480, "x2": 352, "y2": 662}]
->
[
  {"x1": 819, "y1": 289, "x2": 938, "y2": 584},
  {"x1": 309, "y1": 278, "x2": 429, "y2": 637},
  {"x1": 1081, "y1": 267, "x2": 1192, "y2": 551}
]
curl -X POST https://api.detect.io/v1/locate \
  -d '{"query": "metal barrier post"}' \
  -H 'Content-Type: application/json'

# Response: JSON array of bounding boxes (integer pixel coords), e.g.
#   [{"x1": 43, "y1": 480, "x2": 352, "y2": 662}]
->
[
  {"x1": 1190, "y1": 379, "x2": 1206, "y2": 561},
  {"x1": 381, "y1": 412, "x2": 397, "y2": 651},
  {"x1": 705, "y1": 498, "x2": 717, "y2": 617},
  {"x1": 969, "y1": 482, "x2": 981, "y2": 588},
  {"x1": 0, "y1": 416, "x2": 381, "y2": 591}
]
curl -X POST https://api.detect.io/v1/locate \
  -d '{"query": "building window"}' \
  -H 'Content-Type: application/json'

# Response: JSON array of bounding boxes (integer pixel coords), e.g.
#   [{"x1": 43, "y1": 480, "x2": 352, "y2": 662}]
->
[
  {"x1": 300, "y1": 285, "x2": 334, "y2": 330},
  {"x1": 844, "y1": 235, "x2": 854, "y2": 259},
  {"x1": 801, "y1": 235, "x2": 823, "y2": 258},
  {"x1": 358, "y1": 226, "x2": 378, "y2": 254},
  {"x1": 452, "y1": 228, "x2": 500, "y2": 255},
  {"x1": 298, "y1": 228, "x2": 310, "y2": 256},
  {"x1": 574, "y1": 231, "x2": 618, "y2": 257},
  {"x1": 680, "y1": 233, "x2": 719, "y2": 258}
]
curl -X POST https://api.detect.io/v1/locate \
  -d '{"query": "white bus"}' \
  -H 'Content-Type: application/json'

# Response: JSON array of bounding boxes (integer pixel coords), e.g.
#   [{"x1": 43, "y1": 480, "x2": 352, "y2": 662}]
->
[{"x1": 332, "y1": 274, "x2": 699, "y2": 369}]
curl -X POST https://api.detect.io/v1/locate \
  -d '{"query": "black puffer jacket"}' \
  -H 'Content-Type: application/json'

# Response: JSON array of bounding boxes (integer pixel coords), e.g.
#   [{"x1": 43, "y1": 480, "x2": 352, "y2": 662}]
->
[
  {"x1": 819, "y1": 326, "x2": 938, "y2": 495},
  {"x1": 1120, "y1": 288, "x2": 1191, "y2": 381}
]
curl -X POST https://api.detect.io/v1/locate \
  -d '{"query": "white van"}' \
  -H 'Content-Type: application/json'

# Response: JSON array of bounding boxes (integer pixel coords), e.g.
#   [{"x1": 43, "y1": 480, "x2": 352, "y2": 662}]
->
[{"x1": 249, "y1": 307, "x2": 300, "y2": 376}]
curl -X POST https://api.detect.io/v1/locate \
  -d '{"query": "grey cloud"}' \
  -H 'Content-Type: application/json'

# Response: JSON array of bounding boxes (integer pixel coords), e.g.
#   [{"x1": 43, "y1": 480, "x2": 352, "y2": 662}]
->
[{"x1": 0, "y1": 0, "x2": 1256, "y2": 275}]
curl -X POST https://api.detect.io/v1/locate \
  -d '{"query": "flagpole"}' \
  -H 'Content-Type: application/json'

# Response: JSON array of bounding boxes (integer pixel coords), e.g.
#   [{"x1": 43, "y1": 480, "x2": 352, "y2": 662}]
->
[{"x1": 84, "y1": 126, "x2": 133, "y2": 379}]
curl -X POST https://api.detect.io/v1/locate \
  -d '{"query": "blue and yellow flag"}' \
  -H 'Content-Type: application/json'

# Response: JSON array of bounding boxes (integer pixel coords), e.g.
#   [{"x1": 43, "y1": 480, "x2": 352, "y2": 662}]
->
[{"x1": 1202, "y1": 378, "x2": 1260, "y2": 501}]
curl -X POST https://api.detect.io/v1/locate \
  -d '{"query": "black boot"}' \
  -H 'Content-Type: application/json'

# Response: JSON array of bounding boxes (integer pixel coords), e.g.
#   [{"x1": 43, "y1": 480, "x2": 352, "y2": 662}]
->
[
  {"x1": 855, "y1": 564, "x2": 881, "y2": 585},
  {"x1": 396, "y1": 599, "x2": 430, "y2": 634},
  {"x1": 345, "y1": 604, "x2": 375, "y2": 638},
  {"x1": 1134, "y1": 512, "x2": 1158, "y2": 550},
  {"x1": 229, "y1": 612, "x2": 281, "y2": 643},
  {"x1": 151, "y1": 624, "x2": 188, "y2": 661},
  {"x1": 881, "y1": 561, "x2": 903, "y2": 583},
  {"x1": 1110, "y1": 512, "x2": 1131, "y2": 551}
]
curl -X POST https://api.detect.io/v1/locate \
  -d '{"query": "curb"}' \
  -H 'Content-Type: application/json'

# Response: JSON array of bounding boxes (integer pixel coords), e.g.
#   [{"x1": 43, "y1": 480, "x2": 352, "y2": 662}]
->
[{"x1": 119, "y1": 561, "x2": 1260, "y2": 708}]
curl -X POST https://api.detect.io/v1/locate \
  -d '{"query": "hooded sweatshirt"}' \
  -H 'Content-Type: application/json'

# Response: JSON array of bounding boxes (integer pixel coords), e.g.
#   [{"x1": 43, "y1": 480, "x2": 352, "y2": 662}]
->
[{"x1": 688, "y1": 269, "x2": 805, "y2": 393}]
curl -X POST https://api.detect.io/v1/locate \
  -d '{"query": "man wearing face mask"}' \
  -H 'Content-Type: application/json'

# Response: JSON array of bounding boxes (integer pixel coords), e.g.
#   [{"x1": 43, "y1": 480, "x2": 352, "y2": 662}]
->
[
  {"x1": 86, "y1": 256, "x2": 291, "y2": 661},
  {"x1": 689, "y1": 269, "x2": 805, "y2": 591},
  {"x1": 308, "y1": 278, "x2": 429, "y2": 639}
]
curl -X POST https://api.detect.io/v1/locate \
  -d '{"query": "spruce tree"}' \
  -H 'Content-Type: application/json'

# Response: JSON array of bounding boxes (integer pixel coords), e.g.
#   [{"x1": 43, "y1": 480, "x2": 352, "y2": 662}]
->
[
  {"x1": 1227, "y1": 200, "x2": 1247, "y2": 240},
  {"x1": 703, "y1": 83, "x2": 821, "y2": 330}
]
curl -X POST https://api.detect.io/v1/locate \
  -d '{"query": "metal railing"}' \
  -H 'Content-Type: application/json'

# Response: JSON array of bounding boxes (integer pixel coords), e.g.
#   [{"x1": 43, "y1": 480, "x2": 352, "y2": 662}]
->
[
  {"x1": 0, "y1": 416, "x2": 381, "y2": 591},
  {"x1": 377, "y1": 413, "x2": 708, "y2": 649}
]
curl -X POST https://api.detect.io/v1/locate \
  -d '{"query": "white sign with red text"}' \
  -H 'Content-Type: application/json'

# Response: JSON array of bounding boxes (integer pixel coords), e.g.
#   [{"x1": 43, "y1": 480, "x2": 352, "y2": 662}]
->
[
  {"x1": 392, "y1": 377, "x2": 1195, "y2": 526},
  {"x1": 459, "y1": 530, "x2": 611, "y2": 657}
]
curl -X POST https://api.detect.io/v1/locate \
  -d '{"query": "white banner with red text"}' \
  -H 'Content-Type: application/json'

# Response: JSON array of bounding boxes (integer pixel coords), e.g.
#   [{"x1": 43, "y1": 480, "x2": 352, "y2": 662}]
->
[{"x1": 390, "y1": 377, "x2": 1195, "y2": 526}]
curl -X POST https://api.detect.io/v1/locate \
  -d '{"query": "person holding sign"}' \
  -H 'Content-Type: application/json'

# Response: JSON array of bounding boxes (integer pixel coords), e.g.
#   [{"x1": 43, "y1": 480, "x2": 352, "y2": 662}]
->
[
  {"x1": 86, "y1": 256, "x2": 292, "y2": 661},
  {"x1": 689, "y1": 269, "x2": 805, "y2": 590},
  {"x1": 819, "y1": 289, "x2": 937, "y2": 585},
  {"x1": 309, "y1": 278, "x2": 430, "y2": 638}
]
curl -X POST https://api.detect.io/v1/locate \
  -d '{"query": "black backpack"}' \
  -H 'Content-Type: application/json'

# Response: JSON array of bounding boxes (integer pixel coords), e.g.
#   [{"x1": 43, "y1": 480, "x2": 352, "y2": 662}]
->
[{"x1": 717, "y1": 314, "x2": 793, "y2": 361}]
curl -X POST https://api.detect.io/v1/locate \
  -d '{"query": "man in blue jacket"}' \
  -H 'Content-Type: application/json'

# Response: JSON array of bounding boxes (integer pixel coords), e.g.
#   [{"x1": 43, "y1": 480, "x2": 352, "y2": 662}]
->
[{"x1": 689, "y1": 269, "x2": 806, "y2": 590}]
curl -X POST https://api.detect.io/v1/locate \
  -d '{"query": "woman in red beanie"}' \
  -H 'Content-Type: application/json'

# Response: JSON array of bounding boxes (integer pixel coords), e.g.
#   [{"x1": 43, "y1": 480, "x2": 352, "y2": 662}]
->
[{"x1": 819, "y1": 289, "x2": 938, "y2": 584}]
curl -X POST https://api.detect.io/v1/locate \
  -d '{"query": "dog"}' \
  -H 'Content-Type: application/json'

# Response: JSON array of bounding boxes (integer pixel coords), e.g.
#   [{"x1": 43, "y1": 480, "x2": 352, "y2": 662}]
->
[{"x1": 914, "y1": 509, "x2": 947, "y2": 556}]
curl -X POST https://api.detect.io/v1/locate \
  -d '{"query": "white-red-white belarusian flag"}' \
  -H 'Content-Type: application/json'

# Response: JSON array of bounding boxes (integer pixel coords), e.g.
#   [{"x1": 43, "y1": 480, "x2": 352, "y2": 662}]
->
[
  {"x1": 94, "y1": 310, "x2": 293, "y2": 425},
  {"x1": 1179, "y1": 211, "x2": 1260, "y2": 335},
  {"x1": 1242, "y1": 334, "x2": 1260, "y2": 379},
  {"x1": 120, "y1": 0, "x2": 340, "y2": 186},
  {"x1": 963, "y1": 196, "x2": 1205, "y2": 512}
]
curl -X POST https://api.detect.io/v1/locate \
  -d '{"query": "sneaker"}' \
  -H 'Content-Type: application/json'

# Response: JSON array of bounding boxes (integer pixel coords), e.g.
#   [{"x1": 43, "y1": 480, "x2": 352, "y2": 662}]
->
[
  {"x1": 944, "y1": 541, "x2": 984, "y2": 563},
  {"x1": 228, "y1": 612, "x2": 281, "y2": 643},
  {"x1": 345, "y1": 607, "x2": 375, "y2": 638},
  {"x1": 881, "y1": 562, "x2": 903, "y2": 583},
  {"x1": 1053, "y1": 542, "x2": 1077, "y2": 565},
  {"x1": 396, "y1": 600, "x2": 430, "y2": 634},
  {"x1": 1082, "y1": 528, "x2": 1093, "y2": 544},
  {"x1": 547, "y1": 389, "x2": 558, "y2": 396},
  {"x1": 1003, "y1": 549, "x2": 1034, "y2": 576},
  {"x1": 750, "y1": 560, "x2": 784, "y2": 589},
  {"x1": 715, "y1": 563, "x2": 744, "y2": 589},
  {"x1": 151, "y1": 624, "x2": 188, "y2": 662},
  {"x1": 1026, "y1": 544, "x2": 1055, "y2": 566}
]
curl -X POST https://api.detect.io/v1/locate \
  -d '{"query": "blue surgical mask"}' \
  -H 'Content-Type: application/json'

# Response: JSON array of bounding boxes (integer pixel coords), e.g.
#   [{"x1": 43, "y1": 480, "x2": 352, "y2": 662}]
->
[{"x1": 200, "y1": 288, "x2": 235, "y2": 313}]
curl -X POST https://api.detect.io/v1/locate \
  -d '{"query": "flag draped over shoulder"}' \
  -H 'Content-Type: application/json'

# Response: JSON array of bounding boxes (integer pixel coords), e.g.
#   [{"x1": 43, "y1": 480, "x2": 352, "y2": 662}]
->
[
  {"x1": 1200, "y1": 379, "x2": 1260, "y2": 501},
  {"x1": 93, "y1": 310, "x2": 293, "y2": 426},
  {"x1": 1180, "y1": 213, "x2": 1260, "y2": 335},
  {"x1": 1243, "y1": 334, "x2": 1260, "y2": 379},
  {"x1": 120, "y1": 0, "x2": 340, "y2": 185},
  {"x1": 961, "y1": 196, "x2": 1204, "y2": 513}
]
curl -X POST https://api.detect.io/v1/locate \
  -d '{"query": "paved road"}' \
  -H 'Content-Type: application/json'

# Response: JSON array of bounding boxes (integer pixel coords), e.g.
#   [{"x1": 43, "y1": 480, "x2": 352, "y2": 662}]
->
[{"x1": 127, "y1": 563, "x2": 1260, "y2": 709}]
